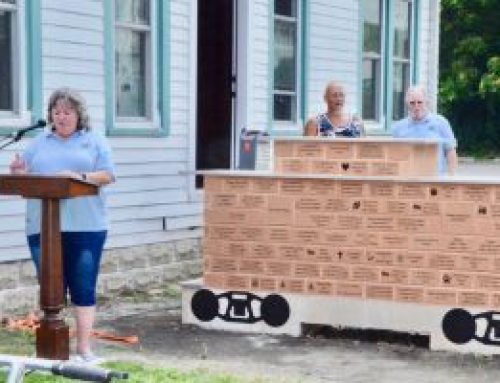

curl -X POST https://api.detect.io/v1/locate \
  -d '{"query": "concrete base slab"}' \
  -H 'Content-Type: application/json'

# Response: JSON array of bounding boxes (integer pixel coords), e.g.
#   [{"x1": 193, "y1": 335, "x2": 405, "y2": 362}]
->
[{"x1": 182, "y1": 279, "x2": 500, "y2": 355}]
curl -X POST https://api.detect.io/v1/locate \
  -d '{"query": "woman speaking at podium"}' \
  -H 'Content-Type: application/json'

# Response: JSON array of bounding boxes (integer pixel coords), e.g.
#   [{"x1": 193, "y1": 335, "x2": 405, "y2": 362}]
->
[{"x1": 9, "y1": 87, "x2": 115, "y2": 363}]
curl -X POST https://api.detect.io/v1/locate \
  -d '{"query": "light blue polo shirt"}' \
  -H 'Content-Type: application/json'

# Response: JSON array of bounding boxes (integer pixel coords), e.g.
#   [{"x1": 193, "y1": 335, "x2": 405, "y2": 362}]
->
[
  {"x1": 392, "y1": 113, "x2": 457, "y2": 175},
  {"x1": 22, "y1": 129, "x2": 116, "y2": 235}
]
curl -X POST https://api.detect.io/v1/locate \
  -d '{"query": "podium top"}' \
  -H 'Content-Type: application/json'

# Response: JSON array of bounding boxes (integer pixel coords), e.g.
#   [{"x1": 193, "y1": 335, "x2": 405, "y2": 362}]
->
[{"x1": 0, "y1": 174, "x2": 98, "y2": 199}]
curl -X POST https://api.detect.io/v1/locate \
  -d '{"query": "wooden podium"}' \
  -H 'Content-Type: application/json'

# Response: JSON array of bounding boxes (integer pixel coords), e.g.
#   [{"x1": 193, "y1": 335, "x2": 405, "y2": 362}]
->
[{"x1": 0, "y1": 174, "x2": 98, "y2": 360}]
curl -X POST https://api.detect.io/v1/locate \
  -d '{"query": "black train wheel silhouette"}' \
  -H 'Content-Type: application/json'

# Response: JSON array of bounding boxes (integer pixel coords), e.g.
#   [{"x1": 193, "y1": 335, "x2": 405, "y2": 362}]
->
[
  {"x1": 261, "y1": 294, "x2": 290, "y2": 327},
  {"x1": 442, "y1": 308, "x2": 476, "y2": 345},
  {"x1": 191, "y1": 289, "x2": 219, "y2": 322}
]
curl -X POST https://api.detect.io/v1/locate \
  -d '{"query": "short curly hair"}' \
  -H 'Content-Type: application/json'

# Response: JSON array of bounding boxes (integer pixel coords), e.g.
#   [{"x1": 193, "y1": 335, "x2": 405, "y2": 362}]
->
[{"x1": 47, "y1": 87, "x2": 91, "y2": 131}]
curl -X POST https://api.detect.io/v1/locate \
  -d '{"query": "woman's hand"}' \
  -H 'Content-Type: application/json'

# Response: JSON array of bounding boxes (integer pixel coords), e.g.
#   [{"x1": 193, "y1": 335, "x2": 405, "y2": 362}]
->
[{"x1": 9, "y1": 154, "x2": 27, "y2": 174}]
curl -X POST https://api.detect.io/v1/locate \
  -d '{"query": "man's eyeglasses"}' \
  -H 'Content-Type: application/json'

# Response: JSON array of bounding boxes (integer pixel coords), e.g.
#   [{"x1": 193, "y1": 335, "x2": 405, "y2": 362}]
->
[{"x1": 409, "y1": 100, "x2": 424, "y2": 106}]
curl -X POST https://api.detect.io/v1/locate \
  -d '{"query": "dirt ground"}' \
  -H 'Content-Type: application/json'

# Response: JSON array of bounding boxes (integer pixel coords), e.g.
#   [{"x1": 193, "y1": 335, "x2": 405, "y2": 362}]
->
[{"x1": 93, "y1": 299, "x2": 500, "y2": 383}]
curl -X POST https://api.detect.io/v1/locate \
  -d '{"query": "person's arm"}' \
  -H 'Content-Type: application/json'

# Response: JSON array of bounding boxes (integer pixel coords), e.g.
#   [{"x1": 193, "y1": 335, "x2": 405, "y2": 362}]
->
[
  {"x1": 304, "y1": 119, "x2": 319, "y2": 136},
  {"x1": 446, "y1": 148, "x2": 458, "y2": 176}
]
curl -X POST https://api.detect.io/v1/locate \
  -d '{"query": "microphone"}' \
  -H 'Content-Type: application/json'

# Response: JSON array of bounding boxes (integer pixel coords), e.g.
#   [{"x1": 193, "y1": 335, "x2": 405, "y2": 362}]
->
[{"x1": 13, "y1": 119, "x2": 46, "y2": 141}]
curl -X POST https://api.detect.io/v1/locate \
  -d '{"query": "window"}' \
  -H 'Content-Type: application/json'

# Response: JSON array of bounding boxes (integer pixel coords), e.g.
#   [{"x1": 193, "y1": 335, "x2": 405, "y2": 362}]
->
[
  {"x1": 273, "y1": 0, "x2": 300, "y2": 123},
  {"x1": 0, "y1": 0, "x2": 17, "y2": 113},
  {"x1": 115, "y1": 0, "x2": 152, "y2": 120},
  {"x1": 362, "y1": 0, "x2": 416, "y2": 129}
]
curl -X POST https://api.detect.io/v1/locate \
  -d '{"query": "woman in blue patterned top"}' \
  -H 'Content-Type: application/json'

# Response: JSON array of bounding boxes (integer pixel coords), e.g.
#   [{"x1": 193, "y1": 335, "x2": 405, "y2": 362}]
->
[
  {"x1": 304, "y1": 81, "x2": 364, "y2": 137},
  {"x1": 10, "y1": 88, "x2": 115, "y2": 364}
]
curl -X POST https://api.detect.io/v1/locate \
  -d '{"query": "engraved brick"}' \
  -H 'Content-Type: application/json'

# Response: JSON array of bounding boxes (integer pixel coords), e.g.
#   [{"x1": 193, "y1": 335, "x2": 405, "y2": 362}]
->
[
  {"x1": 204, "y1": 272, "x2": 226, "y2": 288},
  {"x1": 342, "y1": 161, "x2": 369, "y2": 175},
  {"x1": 307, "y1": 179, "x2": 337, "y2": 195},
  {"x1": 277, "y1": 278, "x2": 305, "y2": 294},
  {"x1": 366, "y1": 284, "x2": 394, "y2": 300},
  {"x1": 395, "y1": 286, "x2": 424, "y2": 303},
  {"x1": 207, "y1": 257, "x2": 238, "y2": 273},
  {"x1": 428, "y1": 253, "x2": 456, "y2": 270},
  {"x1": 250, "y1": 243, "x2": 276, "y2": 258},
  {"x1": 357, "y1": 143, "x2": 385, "y2": 159},
  {"x1": 204, "y1": 177, "x2": 224, "y2": 192},
  {"x1": 410, "y1": 235, "x2": 440, "y2": 251},
  {"x1": 457, "y1": 254, "x2": 493, "y2": 272},
  {"x1": 440, "y1": 272, "x2": 473, "y2": 289},
  {"x1": 295, "y1": 142, "x2": 324, "y2": 158},
  {"x1": 337, "y1": 215, "x2": 364, "y2": 229},
  {"x1": 340, "y1": 182, "x2": 365, "y2": 197},
  {"x1": 309, "y1": 280, "x2": 334, "y2": 295},
  {"x1": 371, "y1": 162, "x2": 400, "y2": 176},
  {"x1": 387, "y1": 144, "x2": 411, "y2": 161},
  {"x1": 278, "y1": 245, "x2": 305, "y2": 260},
  {"x1": 268, "y1": 228, "x2": 292, "y2": 242},
  {"x1": 365, "y1": 250, "x2": 394, "y2": 266},
  {"x1": 294, "y1": 263, "x2": 321, "y2": 278},
  {"x1": 458, "y1": 291, "x2": 489, "y2": 307},
  {"x1": 386, "y1": 200, "x2": 410, "y2": 214},
  {"x1": 366, "y1": 217, "x2": 396, "y2": 231},
  {"x1": 224, "y1": 178, "x2": 250, "y2": 192},
  {"x1": 325, "y1": 143, "x2": 354, "y2": 159},
  {"x1": 305, "y1": 246, "x2": 333, "y2": 262},
  {"x1": 280, "y1": 179, "x2": 307, "y2": 194},
  {"x1": 239, "y1": 259, "x2": 265, "y2": 274},
  {"x1": 334, "y1": 248, "x2": 365, "y2": 264},
  {"x1": 239, "y1": 195, "x2": 267, "y2": 209},
  {"x1": 278, "y1": 158, "x2": 309, "y2": 173},
  {"x1": 397, "y1": 184, "x2": 428, "y2": 199},
  {"x1": 274, "y1": 141, "x2": 294, "y2": 157},
  {"x1": 409, "y1": 270, "x2": 439, "y2": 286},
  {"x1": 380, "y1": 268, "x2": 409, "y2": 284},
  {"x1": 212, "y1": 194, "x2": 238, "y2": 208},
  {"x1": 369, "y1": 183, "x2": 396, "y2": 197},
  {"x1": 295, "y1": 197, "x2": 324, "y2": 211},
  {"x1": 226, "y1": 275, "x2": 250, "y2": 290},
  {"x1": 266, "y1": 261, "x2": 292, "y2": 276},
  {"x1": 251, "y1": 178, "x2": 279, "y2": 193},
  {"x1": 476, "y1": 274, "x2": 500, "y2": 290},
  {"x1": 395, "y1": 251, "x2": 426, "y2": 268},
  {"x1": 310, "y1": 160, "x2": 340, "y2": 174},
  {"x1": 325, "y1": 198, "x2": 350, "y2": 212},
  {"x1": 351, "y1": 266, "x2": 380, "y2": 282},
  {"x1": 336, "y1": 282, "x2": 364, "y2": 298},
  {"x1": 441, "y1": 236, "x2": 478, "y2": 253},
  {"x1": 461, "y1": 185, "x2": 493, "y2": 203},
  {"x1": 424, "y1": 289, "x2": 457, "y2": 305},
  {"x1": 323, "y1": 230, "x2": 353, "y2": 245},
  {"x1": 322, "y1": 265, "x2": 349, "y2": 280},
  {"x1": 292, "y1": 229, "x2": 321, "y2": 244}
]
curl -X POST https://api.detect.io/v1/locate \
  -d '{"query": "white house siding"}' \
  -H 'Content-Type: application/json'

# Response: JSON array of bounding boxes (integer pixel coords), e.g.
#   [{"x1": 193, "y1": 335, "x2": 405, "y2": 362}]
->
[
  {"x1": 417, "y1": 0, "x2": 441, "y2": 111},
  {"x1": 0, "y1": 0, "x2": 202, "y2": 264},
  {"x1": 247, "y1": 0, "x2": 271, "y2": 131},
  {"x1": 306, "y1": 0, "x2": 361, "y2": 120}
]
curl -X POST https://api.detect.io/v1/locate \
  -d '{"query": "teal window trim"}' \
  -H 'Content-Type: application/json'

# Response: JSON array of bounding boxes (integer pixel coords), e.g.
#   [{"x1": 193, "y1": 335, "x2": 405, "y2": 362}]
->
[
  {"x1": 27, "y1": 0, "x2": 43, "y2": 121},
  {"x1": 0, "y1": 0, "x2": 42, "y2": 134},
  {"x1": 360, "y1": 0, "x2": 419, "y2": 132},
  {"x1": 104, "y1": 0, "x2": 170, "y2": 137},
  {"x1": 384, "y1": 0, "x2": 394, "y2": 131},
  {"x1": 269, "y1": 0, "x2": 305, "y2": 136},
  {"x1": 267, "y1": 1, "x2": 275, "y2": 133},
  {"x1": 300, "y1": 0, "x2": 309, "y2": 123},
  {"x1": 412, "y1": 0, "x2": 420, "y2": 84}
]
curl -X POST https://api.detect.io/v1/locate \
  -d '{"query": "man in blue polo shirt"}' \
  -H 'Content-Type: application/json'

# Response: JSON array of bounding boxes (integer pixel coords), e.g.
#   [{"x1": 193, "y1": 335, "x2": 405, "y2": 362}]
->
[{"x1": 392, "y1": 85, "x2": 457, "y2": 175}]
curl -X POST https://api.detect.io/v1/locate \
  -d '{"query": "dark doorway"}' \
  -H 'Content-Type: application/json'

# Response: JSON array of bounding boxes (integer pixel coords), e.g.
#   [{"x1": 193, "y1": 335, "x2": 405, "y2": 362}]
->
[{"x1": 196, "y1": 0, "x2": 234, "y2": 187}]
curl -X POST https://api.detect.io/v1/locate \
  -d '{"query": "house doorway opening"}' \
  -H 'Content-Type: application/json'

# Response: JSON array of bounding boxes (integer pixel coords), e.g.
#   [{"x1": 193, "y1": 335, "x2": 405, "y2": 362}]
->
[{"x1": 196, "y1": 0, "x2": 235, "y2": 188}]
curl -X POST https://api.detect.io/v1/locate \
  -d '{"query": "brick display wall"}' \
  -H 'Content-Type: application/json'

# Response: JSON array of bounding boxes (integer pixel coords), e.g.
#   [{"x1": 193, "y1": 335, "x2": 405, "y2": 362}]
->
[
  {"x1": 274, "y1": 139, "x2": 439, "y2": 176},
  {"x1": 203, "y1": 175, "x2": 500, "y2": 308}
]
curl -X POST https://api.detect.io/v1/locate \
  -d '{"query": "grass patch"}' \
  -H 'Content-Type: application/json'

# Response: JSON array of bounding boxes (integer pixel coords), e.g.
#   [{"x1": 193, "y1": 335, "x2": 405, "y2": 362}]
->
[
  {"x1": 0, "y1": 361, "x2": 268, "y2": 383},
  {"x1": 0, "y1": 328, "x2": 35, "y2": 355}
]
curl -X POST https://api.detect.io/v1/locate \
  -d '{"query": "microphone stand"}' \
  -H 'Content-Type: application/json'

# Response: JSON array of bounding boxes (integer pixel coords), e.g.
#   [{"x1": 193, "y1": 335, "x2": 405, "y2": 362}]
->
[{"x1": 0, "y1": 133, "x2": 18, "y2": 151}]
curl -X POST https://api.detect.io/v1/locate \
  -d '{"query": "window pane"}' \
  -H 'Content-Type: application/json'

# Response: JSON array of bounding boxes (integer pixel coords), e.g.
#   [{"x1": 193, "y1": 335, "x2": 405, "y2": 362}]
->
[
  {"x1": 115, "y1": 0, "x2": 149, "y2": 24},
  {"x1": 274, "y1": 94, "x2": 296, "y2": 121},
  {"x1": 362, "y1": 59, "x2": 380, "y2": 120},
  {"x1": 0, "y1": 1, "x2": 16, "y2": 4},
  {"x1": 0, "y1": 10, "x2": 12, "y2": 111},
  {"x1": 274, "y1": 20, "x2": 296, "y2": 91},
  {"x1": 115, "y1": 29, "x2": 146, "y2": 117},
  {"x1": 392, "y1": 62, "x2": 410, "y2": 120},
  {"x1": 363, "y1": 0, "x2": 381, "y2": 53},
  {"x1": 394, "y1": 0, "x2": 411, "y2": 59},
  {"x1": 275, "y1": 0, "x2": 296, "y2": 17}
]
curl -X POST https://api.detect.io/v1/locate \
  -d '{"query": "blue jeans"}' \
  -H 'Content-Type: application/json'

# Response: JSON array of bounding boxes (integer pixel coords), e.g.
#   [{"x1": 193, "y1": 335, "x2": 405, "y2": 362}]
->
[{"x1": 27, "y1": 231, "x2": 107, "y2": 306}]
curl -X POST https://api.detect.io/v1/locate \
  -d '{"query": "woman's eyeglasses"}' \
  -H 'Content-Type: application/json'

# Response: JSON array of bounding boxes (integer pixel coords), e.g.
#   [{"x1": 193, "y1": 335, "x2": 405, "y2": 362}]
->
[{"x1": 409, "y1": 100, "x2": 424, "y2": 106}]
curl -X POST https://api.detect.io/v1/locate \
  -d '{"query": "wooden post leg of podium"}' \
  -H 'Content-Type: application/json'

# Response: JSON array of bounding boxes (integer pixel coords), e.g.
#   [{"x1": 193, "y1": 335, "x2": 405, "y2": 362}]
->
[{"x1": 36, "y1": 198, "x2": 69, "y2": 360}]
